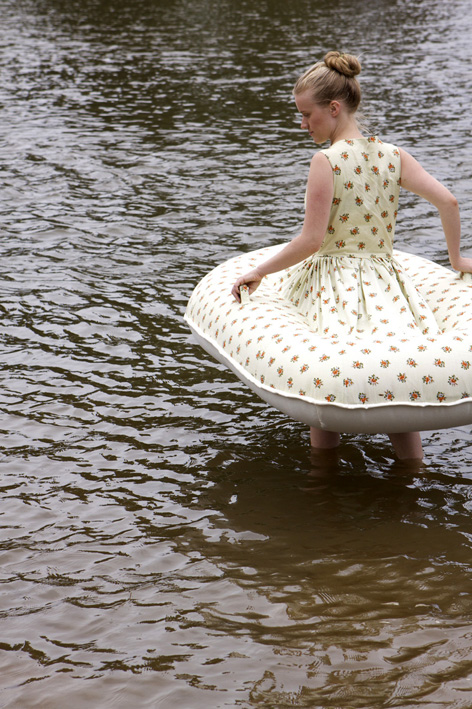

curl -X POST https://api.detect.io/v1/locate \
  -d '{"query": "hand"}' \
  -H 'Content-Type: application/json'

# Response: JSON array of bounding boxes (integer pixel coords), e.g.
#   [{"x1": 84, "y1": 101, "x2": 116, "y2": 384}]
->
[
  {"x1": 452, "y1": 255, "x2": 472, "y2": 273},
  {"x1": 231, "y1": 268, "x2": 264, "y2": 302}
]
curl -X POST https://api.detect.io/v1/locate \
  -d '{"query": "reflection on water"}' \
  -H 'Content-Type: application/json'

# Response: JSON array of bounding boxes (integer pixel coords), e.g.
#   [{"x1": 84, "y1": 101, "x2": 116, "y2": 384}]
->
[{"x1": 1, "y1": 0, "x2": 472, "y2": 706}]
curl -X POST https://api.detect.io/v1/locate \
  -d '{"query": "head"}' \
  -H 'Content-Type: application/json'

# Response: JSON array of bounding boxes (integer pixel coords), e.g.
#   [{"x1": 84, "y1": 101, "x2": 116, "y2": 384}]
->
[{"x1": 293, "y1": 51, "x2": 362, "y2": 116}]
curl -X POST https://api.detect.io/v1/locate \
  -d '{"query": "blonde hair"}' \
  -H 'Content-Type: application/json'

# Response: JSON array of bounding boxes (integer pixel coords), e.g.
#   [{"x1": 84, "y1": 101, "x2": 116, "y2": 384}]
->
[{"x1": 293, "y1": 51, "x2": 362, "y2": 114}]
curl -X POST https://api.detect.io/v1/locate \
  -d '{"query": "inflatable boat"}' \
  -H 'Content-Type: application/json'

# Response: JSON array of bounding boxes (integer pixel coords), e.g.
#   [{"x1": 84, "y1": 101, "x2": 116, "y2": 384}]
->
[{"x1": 185, "y1": 245, "x2": 472, "y2": 433}]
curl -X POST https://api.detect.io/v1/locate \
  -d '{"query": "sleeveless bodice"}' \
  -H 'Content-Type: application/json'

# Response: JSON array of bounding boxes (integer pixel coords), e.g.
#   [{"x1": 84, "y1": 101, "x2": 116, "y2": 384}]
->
[
  {"x1": 278, "y1": 136, "x2": 441, "y2": 340},
  {"x1": 318, "y1": 136, "x2": 401, "y2": 256}
]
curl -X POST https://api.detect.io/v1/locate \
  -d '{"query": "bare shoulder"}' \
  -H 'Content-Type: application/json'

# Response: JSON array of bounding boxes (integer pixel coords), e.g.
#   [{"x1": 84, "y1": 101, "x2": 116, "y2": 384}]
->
[
  {"x1": 398, "y1": 146, "x2": 420, "y2": 169},
  {"x1": 398, "y1": 147, "x2": 456, "y2": 205},
  {"x1": 308, "y1": 151, "x2": 333, "y2": 178},
  {"x1": 398, "y1": 147, "x2": 428, "y2": 190},
  {"x1": 305, "y1": 151, "x2": 334, "y2": 203}
]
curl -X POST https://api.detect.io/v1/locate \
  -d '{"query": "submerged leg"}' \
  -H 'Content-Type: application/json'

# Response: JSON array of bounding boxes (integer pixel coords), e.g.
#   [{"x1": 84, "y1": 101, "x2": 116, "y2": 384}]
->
[
  {"x1": 310, "y1": 427, "x2": 340, "y2": 449},
  {"x1": 388, "y1": 432, "x2": 423, "y2": 460}
]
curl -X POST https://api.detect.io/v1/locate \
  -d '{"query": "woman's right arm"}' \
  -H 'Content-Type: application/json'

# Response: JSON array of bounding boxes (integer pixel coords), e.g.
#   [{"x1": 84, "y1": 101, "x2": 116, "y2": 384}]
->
[
  {"x1": 231, "y1": 152, "x2": 333, "y2": 301},
  {"x1": 399, "y1": 148, "x2": 472, "y2": 273}
]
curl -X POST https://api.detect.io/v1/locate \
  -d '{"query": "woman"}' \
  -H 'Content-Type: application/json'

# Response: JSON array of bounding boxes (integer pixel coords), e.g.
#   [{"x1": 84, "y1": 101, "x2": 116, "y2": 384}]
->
[{"x1": 231, "y1": 51, "x2": 472, "y2": 460}]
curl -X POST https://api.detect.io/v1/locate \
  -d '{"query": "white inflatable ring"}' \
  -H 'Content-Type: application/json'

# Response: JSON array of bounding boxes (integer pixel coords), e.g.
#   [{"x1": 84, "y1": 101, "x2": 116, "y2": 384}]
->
[{"x1": 185, "y1": 245, "x2": 472, "y2": 433}]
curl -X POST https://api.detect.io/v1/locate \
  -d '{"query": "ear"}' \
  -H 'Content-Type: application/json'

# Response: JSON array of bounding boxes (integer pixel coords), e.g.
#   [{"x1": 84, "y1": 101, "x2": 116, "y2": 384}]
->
[{"x1": 329, "y1": 100, "x2": 341, "y2": 117}]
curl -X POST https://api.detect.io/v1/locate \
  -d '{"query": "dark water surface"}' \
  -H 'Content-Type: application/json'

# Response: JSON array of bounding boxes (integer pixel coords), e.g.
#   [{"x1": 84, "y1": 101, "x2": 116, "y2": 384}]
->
[{"x1": 1, "y1": 0, "x2": 472, "y2": 707}]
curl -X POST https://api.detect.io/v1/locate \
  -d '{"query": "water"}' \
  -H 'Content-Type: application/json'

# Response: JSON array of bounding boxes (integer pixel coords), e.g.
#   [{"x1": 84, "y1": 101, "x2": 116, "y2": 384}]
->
[{"x1": 1, "y1": 0, "x2": 472, "y2": 706}]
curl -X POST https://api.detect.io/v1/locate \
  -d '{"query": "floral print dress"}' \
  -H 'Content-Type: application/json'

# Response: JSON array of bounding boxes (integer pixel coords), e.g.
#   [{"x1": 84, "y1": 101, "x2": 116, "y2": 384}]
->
[
  {"x1": 185, "y1": 135, "x2": 472, "y2": 428},
  {"x1": 280, "y1": 136, "x2": 440, "y2": 340}
]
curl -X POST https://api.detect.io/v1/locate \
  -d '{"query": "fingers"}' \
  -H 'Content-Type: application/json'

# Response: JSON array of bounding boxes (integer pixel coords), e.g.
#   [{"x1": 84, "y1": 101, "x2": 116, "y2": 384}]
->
[
  {"x1": 231, "y1": 284, "x2": 241, "y2": 302},
  {"x1": 231, "y1": 275, "x2": 248, "y2": 302},
  {"x1": 232, "y1": 276, "x2": 244, "y2": 300},
  {"x1": 231, "y1": 270, "x2": 263, "y2": 302}
]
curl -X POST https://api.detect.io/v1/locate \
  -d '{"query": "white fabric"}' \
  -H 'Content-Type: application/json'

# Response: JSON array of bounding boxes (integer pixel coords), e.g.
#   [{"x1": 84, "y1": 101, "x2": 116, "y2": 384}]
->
[{"x1": 185, "y1": 246, "x2": 472, "y2": 432}]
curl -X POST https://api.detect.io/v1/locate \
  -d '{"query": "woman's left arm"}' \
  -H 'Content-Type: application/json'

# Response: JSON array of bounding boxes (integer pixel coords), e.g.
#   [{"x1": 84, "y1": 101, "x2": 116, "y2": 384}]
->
[
  {"x1": 231, "y1": 152, "x2": 333, "y2": 301},
  {"x1": 399, "y1": 148, "x2": 472, "y2": 272}
]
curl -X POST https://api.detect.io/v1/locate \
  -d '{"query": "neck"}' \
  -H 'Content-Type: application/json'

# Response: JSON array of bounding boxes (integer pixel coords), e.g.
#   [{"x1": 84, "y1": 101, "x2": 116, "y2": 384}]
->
[{"x1": 330, "y1": 116, "x2": 363, "y2": 145}]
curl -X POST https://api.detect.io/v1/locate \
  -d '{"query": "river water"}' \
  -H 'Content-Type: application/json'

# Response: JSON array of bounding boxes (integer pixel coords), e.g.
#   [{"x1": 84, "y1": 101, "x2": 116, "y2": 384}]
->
[{"x1": 1, "y1": 0, "x2": 472, "y2": 707}]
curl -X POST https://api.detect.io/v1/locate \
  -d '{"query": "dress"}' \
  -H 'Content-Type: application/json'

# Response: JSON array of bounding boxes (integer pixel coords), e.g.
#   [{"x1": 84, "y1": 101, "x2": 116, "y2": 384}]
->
[
  {"x1": 280, "y1": 136, "x2": 440, "y2": 340},
  {"x1": 184, "y1": 135, "x2": 472, "y2": 432}
]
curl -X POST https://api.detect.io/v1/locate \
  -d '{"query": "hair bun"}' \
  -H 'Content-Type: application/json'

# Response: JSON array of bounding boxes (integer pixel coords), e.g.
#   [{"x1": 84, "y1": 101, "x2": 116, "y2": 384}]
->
[{"x1": 324, "y1": 51, "x2": 361, "y2": 78}]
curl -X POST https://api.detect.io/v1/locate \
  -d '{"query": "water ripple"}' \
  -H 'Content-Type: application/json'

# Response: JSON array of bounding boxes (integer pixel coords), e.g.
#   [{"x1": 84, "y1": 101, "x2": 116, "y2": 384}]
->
[{"x1": 1, "y1": 0, "x2": 472, "y2": 707}]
